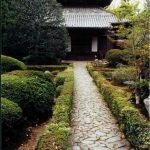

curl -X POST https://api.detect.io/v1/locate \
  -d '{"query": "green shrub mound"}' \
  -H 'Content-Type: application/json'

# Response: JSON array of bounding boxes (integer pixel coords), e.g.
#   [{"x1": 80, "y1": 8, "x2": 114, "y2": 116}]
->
[
  {"x1": 7, "y1": 70, "x2": 53, "y2": 83},
  {"x1": 105, "y1": 49, "x2": 132, "y2": 67},
  {"x1": 1, "y1": 74, "x2": 55, "y2": 120},
  {"x1": 111, "y1": 66, "x2": 136, "y2": 84},
  {"x1": 55, "y1": 85, "x2": 63, "y2": 97},
  {"x1": 1, "y1": 55, "x2": 27, "y2": 73},
  {"x1": 55, "y1": 76, "x2": 65, "y2": 87},
  {"x1": 1, "y1": 98, "x2": 22, "y2": 129},
  {"x1": 87, "y1": 63, "x2": 150, "y2": 150}
]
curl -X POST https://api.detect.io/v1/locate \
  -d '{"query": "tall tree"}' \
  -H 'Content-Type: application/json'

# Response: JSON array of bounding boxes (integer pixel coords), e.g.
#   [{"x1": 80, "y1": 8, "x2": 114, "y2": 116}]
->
[{"x1": 2, "y1": 0, "x2": 68, "y2": 64}]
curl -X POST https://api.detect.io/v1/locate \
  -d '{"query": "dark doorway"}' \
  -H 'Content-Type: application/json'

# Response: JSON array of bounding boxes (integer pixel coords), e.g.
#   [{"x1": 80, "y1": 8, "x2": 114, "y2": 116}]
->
[{"x1": 71, "y1": 35, "x2": 91, "y2": 56}]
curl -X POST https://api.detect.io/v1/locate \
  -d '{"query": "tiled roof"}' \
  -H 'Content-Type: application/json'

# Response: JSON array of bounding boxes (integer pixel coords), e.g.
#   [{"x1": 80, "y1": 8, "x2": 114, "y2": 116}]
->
[{"x1": 63, "y1": 7, "x2": 118, "y2": 28}]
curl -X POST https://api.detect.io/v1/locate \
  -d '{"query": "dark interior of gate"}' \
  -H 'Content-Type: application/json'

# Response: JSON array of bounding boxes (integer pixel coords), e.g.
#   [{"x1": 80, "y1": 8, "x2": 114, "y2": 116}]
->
[{"x1": 66, "y1": 28, "x2": 111, "y2": 60}]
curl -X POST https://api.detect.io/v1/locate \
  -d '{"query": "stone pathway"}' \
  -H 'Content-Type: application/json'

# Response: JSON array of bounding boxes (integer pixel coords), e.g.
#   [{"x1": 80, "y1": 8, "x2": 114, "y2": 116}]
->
[{"x1": 71, "y1": 62, "x2": 132, "y2": 150}]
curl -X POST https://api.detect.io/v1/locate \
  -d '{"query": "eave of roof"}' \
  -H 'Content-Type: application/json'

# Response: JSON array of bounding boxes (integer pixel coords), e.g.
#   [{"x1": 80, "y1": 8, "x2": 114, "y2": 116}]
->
[{"x1": 63, "y1": 7, "x2": 118, "y2": 28}]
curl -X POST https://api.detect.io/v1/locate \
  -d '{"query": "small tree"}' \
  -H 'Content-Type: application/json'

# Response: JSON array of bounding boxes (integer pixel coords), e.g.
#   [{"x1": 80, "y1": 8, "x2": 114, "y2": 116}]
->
[
  {"x1": 111, "y1": 1, "x2": 149, "y2": 103},
  {"x1": 111, "y1": 1, "x2": 149, "y2": 66}
]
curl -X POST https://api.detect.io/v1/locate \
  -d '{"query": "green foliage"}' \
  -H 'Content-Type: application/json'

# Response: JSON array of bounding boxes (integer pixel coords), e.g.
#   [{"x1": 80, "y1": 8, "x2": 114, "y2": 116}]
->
[
  {"x1": 87, "y1": 63, "x2": 150, "y2": 149},
  {"x1": 1, "y1": 97, "x2": 22, "y2": 130},
  {"x1": 2, "y1": 0, "x2": 68, "y2": 62},
  {"x1": 105, "y1": 49, "x2": 133, "y2": 67},
  {"x1": 135, "y1": 80, "x2": 149, "y2": 103},
  {"x1": 7, "y1": 70, "x2": 53, "y2": 83},
  {"x1": 111, "y1": 2, "x2": 149, "y2": 57},
  {"x1": 1, "y1": 55, "x2": 27, "y2": 73},
  {"x1": 36, "y1": 67, "x2": 74, "y2": 150},
  {"x1": 55, "y1": 85, "x2": 63, "y2": 97},
  {"x1": 111, "y1": 66, "x2": 136, "y2": 84},
  {"x1": 121, "y1": 107, "x2": 150, "y2": 149},
  {"x1": 55, "y1": 67, "x2": 74, "y2": 87},
  {"x1": 27, "y1": 65, "x2": 67, "y2": 72},
  {"x1": 55, "y1": 76, "x2": 65, "y2": 87},
  {"x1": 1, "y1": 74, "x2": 55, "y2": 121}
]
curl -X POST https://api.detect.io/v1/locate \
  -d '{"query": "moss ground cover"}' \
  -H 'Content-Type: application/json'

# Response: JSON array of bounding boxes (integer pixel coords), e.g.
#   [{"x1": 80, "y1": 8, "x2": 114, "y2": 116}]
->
[
  {"x1": 35, "y1": 66, "x2": 74, "y2": 150},
  {"x1": 87, "y1": 63, "x2": 150, "y2": 150}
]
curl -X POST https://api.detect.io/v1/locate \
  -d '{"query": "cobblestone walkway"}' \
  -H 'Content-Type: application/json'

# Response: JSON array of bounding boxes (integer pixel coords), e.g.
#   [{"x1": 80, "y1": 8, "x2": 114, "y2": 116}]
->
[{"x1": 71, "y1": 62, "x2": 132, "y2": 150}]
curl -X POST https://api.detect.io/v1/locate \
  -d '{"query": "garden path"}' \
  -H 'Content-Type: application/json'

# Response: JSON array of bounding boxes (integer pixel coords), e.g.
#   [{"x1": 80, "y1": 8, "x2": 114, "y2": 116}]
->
[{"x1": 71, "y1": 61, "x2": 132, "y2": 150}]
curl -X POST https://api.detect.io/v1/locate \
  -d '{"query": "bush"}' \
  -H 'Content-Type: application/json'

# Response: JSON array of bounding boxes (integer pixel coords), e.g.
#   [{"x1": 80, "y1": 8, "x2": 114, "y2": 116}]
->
[
  {"x1": 7, "y1": 70, "x2": 53, "y2": 83},
  {"x1": 1, "y1": 98, "x2": 22, "y2": 130},
  {"x1": 36, "y1": 67, "x2": 74, "y2": 150},
  {"x1": 111, "y1": 66, "x2": 136, "y2": 84},
  {"x1": 87, "y1": 63, "x2": 150, "y2": 149},
  {"x1": 135, "y1": 80, "x2": 149, "y2": 103},
  {"x1": 105, "y1": 49, "x2": 132, "y2": 67},
  {"x1": 55, "y1": 85, "x2": 63, "y2": 97},
  {"x1": 1, "y1": 74, "x2": 55, "y2": 121},
  {"x1": 1, "y1": 55, "x2": 27, "y2": 73},
  {"x1": 55, "y1": 76, "x2": 65, "y2": 87},
  {"x1": 23, "y1": 55, "x2": 62, "y2": 65},
  {"x1": 27, "y1": 65, "x2": 67, "y2": 72},
  {"x1": 51, "y1": 70, "x2": 59, "y2": 76}
]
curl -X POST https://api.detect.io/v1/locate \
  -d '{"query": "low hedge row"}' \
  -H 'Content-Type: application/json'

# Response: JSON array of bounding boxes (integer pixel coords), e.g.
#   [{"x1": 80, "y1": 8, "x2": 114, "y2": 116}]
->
[
  {"x1": 87, "y1": 63, "x2": 150, "y2": 150},
  {"x1": 1, "y1": 73, "x2": 55, "y2": 121},
  {"x1": 27, "y1": 65, "x2": 68, "y2": 72},
  {"x1": 1, "y1": 55, "x2": 27, "y2": 73},
  {"x1": 36, "y1": 67, "x2": 74, "y2": 150}
]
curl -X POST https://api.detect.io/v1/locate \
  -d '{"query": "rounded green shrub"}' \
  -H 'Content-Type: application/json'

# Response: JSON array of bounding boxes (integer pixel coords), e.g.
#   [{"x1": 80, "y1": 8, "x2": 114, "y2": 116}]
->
[
  {"x1": 55, "y1": 85, "x2": 63, "y2": 97},
  {"x1": 105, "y1": 49, "x2": 132, "y2": 67},
  {"x1": 1, "y1": 97, "x2": 22, "y2": 129},
  {"x1": 1, "y1": 74, "x2": 55, "y2": 120},
  {"x1": 55, "y1": 76, "x2": 65, "y2": 87},
  {"x1": 1, "y1": 55, "x2": 27, "y2": 73},
  {"x1": 111, "y1": 66, "x2": 136, "y2": 84},
  {"x1": 7, "y1": 70, "x2": 53, "y2": 83}
]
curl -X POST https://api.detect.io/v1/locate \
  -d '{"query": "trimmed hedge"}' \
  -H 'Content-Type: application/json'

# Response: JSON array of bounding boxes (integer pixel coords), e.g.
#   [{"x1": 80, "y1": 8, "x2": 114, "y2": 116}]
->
[
  {"x1": 1, "y1": 55, "x2": 27, "y2": 73},
  {"x1": 7, "y1": 70, "x2": 53, "y2": 83},
  {"x1": 36, "y1": 67, "x2": 74, "y2": 150},
  {"x1": 87, "y1": 63, "x2": 150, "y2": 150},
  {"x1": 1, "y1": 74, "x2": 55, "y2": 121},
  {"x1": 1, "y1": 98, "x2": 22, "y2": 131},
  {"x1": 27, "y1": 65, "x2": 67, "y2": 72}
]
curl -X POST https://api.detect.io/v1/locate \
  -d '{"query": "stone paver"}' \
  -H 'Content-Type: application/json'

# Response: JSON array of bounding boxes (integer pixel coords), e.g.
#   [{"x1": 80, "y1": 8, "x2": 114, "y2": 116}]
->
[{"x1": 70, "y1": 62, "x2": 133, "y2": 150}]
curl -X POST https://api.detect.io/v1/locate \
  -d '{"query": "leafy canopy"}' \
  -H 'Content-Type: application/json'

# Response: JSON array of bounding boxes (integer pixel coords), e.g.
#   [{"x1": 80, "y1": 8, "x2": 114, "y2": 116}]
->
[{"x1": 2, "y1": 0, "x2": 68, "y2": 64}]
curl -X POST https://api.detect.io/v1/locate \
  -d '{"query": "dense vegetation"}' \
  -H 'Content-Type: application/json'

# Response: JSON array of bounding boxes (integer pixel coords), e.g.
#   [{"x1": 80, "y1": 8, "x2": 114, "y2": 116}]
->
[
  {"x1": 1, "y1": 55, "x2": 27, "y2": 73},
  {"x1": 1, "y1": 98, "x2": 22, "y2": 134},
  {"x1": 1, "y1": 74, "x2": 55, "y2": 121},
  {"x1": 7, "y1": 70, "x2": 53, "y2": 83},
  {"x1": 2, "y1": 0, "x2": 68, "y2": 64}
]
